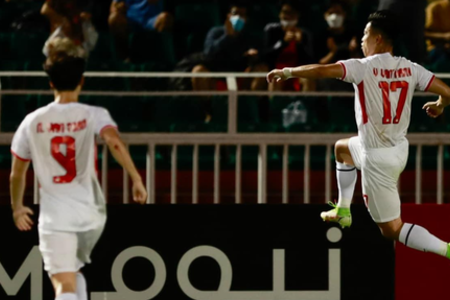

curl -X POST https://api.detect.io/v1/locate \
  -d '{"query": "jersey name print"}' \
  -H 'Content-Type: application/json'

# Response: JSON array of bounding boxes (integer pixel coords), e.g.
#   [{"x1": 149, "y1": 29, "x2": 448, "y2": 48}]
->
[
  {"x1": 11, "y1": 102, "x2": 117, "y2": 232},
  {"x1": 37, "y1": 119, "x2": 87, "y2": 133}
]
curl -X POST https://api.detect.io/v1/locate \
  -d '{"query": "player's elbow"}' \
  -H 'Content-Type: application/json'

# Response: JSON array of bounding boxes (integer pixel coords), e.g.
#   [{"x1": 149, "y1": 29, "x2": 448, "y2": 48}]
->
[
  {"x1": 104, "y1": 135, "x2": 123, "y2": 151},
  {"x1": 442, "y1": 86, "x2": 450, "y2": 99},
  {"x1": 104, "y1": 135, "x2": 119, "y2": 146}
]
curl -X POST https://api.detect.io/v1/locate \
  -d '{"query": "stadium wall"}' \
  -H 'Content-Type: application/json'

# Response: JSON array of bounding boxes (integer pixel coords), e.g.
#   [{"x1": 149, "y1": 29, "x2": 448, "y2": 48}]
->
[
  {"x1": 396, "y1": 204, "x2": 450, "y2": 300},
  {"x1": 0, "y1": 204, "x2": 395, "y2": 300}
]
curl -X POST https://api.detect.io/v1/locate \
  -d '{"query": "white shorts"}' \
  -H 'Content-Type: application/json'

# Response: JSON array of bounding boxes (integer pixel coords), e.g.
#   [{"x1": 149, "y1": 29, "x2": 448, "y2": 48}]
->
[
  {"x1": 348, "y1": 137, "x2": 408, "y2": 223},
  {"x1": 39, "y1": 227, "x2": 103, "y2": 275}
]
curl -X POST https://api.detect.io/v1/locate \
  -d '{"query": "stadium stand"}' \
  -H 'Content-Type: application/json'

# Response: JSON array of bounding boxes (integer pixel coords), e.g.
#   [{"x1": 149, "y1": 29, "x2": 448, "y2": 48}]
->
[{"x1": 0, "y1": 0, "x2": 449, "y2": 205}]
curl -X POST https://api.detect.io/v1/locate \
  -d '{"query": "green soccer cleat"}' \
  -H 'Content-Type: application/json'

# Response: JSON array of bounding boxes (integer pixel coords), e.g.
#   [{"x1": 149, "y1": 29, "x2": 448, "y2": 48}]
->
[
  {"x1": 320, "y1": 201, "x2": 352, "y2": 228},
  {"x1": 447, "y1": 244, "x2": 450, "y2": 260}
]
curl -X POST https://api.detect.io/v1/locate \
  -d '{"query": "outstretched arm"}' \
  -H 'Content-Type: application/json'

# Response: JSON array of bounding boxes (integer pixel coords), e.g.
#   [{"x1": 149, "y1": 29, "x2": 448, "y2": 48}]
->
[
  {"x1": 422, "y1": 77, "x2": 450, "y2": 118},
  {"x1": 266, "y1": 63, "x2": 344, "y2": 83}
]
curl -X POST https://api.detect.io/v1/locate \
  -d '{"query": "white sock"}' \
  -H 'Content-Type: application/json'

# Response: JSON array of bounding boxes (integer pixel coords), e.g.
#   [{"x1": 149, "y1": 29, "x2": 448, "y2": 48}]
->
[
  {"x1": 56, "y1": 293, "x2": 77, "y2": 300},
  {"x1": 399, "y1": 223, "x2": 448, "y2": 257},
  {"x1": 336, "y1": 161, "x2": 357, "y2": 208},
  {"x1": 76, "y1": 273, "x2": 88, "y2": 300}
]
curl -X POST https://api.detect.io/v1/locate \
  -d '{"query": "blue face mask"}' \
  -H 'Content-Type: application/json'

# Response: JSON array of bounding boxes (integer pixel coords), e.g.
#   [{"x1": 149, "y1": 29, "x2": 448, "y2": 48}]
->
[{"x1": 230, "y1": 15, "x2": 245, "y2": 32}]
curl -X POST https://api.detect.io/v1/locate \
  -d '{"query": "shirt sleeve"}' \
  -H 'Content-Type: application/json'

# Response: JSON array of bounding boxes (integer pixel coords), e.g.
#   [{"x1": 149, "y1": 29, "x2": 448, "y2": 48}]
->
[
  {"x1": 11, "y1": 117, "x2": 31, "y2": 161},
  {"x1": 337, "y1": 58, "x2": 370, "y2": 84},
  {"x1": 93, "y1": 107, "x2": 118, "y2": 135},
  {"x1": 412, "y1": 62, "x2": 435, "y2": 92}
]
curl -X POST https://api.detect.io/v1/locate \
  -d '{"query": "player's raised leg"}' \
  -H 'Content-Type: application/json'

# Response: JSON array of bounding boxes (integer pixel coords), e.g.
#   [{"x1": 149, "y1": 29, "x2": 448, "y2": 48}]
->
[
  {"x1": 320, "y1": 138, "x2": 357, "y2": 228},
  {"x1": 378, "y1": 218, "x2": 449, "y2": 259},
  {"x1": 363, "y1": 142, "x2": 450, "y2": 259},
  {"x1": 51, "y1": 272, "x2": 78, "y2": 300}
]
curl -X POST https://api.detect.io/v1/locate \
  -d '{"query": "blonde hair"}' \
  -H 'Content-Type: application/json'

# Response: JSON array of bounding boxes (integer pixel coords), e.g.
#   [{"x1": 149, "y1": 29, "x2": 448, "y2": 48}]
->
[{"x1": 46, "y1": 37, "x2": 86, "y2": 62}]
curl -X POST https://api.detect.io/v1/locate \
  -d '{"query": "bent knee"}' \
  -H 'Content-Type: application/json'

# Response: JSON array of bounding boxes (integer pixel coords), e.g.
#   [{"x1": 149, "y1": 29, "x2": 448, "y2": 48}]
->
[
  {"x1": 334, "y1": 139, "x2": 349, "y2": 161},
  {"x1": 192, "y1": 64, "x2": 210, "y2": 73},
  {"x1": 51, "y1": 273, "x2": 77, "y2": 294},
  {"x1": 378, "y1": 220, "x2": 403, "y2": 240},
  {"x1": 53, "y1": 279, "x2": 77, "y2": 294},
  {"x1": 379, "y1": 227, "x2": 400, "y2": 240}
]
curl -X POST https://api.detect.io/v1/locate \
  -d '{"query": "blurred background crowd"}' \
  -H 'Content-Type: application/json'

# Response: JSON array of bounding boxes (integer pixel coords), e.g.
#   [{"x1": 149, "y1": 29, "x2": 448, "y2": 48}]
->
[
  {"x1": 0, "y1": 0, "x2": 449, "y2": 203},
  {"x1": 0, "y1": 0, "x2": 449, "y2": 134}
]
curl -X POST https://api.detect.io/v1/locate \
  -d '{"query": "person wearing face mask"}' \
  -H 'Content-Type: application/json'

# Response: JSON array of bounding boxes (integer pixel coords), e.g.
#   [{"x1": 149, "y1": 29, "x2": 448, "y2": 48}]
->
[
  {"x1": 261, "y1": 0, "x2": 315, "y2": 91},
  {"x1": 317, "y1": 0, "x2": 359, "y2": 92},
  {"x1": 319, "y1": 0, "x2": 359, "y2": 66},
  {"x1": 191, "y1": 1, "x2": 267, "y2": 123}
]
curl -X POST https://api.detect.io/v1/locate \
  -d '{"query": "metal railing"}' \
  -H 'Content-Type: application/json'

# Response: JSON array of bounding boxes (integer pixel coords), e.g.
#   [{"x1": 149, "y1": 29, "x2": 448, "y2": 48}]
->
[
  {"x1": 0, "y1": 132, "x2": 448, "y2": 205},
  {"x1": 1, "y1": 71, "x2": 450, "y2": 134},
  {"x1": 1, "y1": 71, "x2": 449, "y2": 205}
]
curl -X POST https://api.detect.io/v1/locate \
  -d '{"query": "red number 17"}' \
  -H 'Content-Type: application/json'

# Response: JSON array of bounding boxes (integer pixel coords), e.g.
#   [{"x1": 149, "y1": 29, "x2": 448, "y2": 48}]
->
[{"x1": 378, "y1": 81, "x2": 409, "y2": 124}]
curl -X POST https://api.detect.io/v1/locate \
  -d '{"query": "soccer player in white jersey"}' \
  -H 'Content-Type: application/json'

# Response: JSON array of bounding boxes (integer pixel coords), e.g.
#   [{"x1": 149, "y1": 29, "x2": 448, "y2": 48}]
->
[
  {"x1": 267, "y1": 11, "x2": 450, "y2": 259},
  {"x1": 9, "y1": 38, "x2": 148, "y2": 300}
]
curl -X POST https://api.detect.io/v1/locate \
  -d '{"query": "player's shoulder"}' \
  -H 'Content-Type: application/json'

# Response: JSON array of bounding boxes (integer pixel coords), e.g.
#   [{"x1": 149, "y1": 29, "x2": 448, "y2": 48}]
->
[
  {"x1": 33, "y1": 102, "x2": 109, "y2": 118},
  {"x1": 368, "y1": 53, "x2": 395, "y2": 63},
  {"x1": 61, "y1": 102, "x2": 110, "y2": 116},
  {"x1": 22, "y1": 103, "x2": 55, "y2": 123},
  {"x1": 84, "y1": 104, "x2": 111, "y2": 116},
  {"x1": 369, "y1": 53, "x2": 418, "y2": 68},
  {"x1": 395, "y1": 56, "x2": 429, "y2": 71},
  {"x1": 340, "y1": 56, "x2": 373, "y2": 66}
]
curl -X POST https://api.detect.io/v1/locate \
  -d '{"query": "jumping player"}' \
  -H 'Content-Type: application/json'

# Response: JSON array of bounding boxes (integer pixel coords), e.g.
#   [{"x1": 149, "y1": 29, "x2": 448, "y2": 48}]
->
[
  {"x1": 267, "y1": 11, "x2": 450, "y2": 259},
  {"x1": 10, "y1": 38, "x2": 148, "y2": 300}
]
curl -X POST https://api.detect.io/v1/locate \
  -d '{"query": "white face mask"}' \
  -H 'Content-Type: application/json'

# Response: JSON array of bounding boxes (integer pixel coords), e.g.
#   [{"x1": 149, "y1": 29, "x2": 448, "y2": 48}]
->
[
  {"x1": 280, "y1": 19, "x2": 298, "y2": 28},
  {"x1": 326, "y1": 14, "x2": 344, "y2": 28}
]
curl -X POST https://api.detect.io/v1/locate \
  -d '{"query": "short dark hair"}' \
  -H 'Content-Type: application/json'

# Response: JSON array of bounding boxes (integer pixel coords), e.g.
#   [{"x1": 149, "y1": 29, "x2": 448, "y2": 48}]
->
[
  {"x1": 43, "y1": 54, "x2": 85, "y2": 91},
  {"x1": 368, "y1": 10, "x2": 399, "y2": 44}
]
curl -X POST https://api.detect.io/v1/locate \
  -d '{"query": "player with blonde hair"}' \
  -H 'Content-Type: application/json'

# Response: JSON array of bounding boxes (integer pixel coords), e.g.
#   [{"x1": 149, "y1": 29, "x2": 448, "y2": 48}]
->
[{"x1": 10, "y1": 38, "x2": 147, "y2": 300}]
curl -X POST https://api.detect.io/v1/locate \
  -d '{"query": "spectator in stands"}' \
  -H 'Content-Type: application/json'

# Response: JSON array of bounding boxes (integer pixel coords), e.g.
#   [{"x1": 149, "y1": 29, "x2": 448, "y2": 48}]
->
[
  {"x1": 262, "y1": 0, "x2": 315, "y2": 91},
  {"x1": 378, "y1": 0, "x2": 427, "y2": 63},
  {"x1": 41, "y1": 0, "x2": 97, "y2": 58},
  {"x1": 317, "y1": 0, "x2": 359, "y2": 91},
  {"x1": 191, "y1": 1, "x2": 268, "y2": 123},
  {"x1": 425, "y1": 0, "x2": 450, "y2": 64},
  {"x1": 319, "y1": 0, "x2": 359, "y2": 65},
  {"x1": 108, "y1": 0, "x2": 174, "y2": 62}
]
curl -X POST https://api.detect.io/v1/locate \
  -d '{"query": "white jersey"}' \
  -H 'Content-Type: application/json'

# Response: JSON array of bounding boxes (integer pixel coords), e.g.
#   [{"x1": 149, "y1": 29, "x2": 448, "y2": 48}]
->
[
  {"x1": 11, "y1": 102, "x2": 117, "y2": 232},
  {"x1": 338, "y1": 53, "x2": 435, "y2": 149}
]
